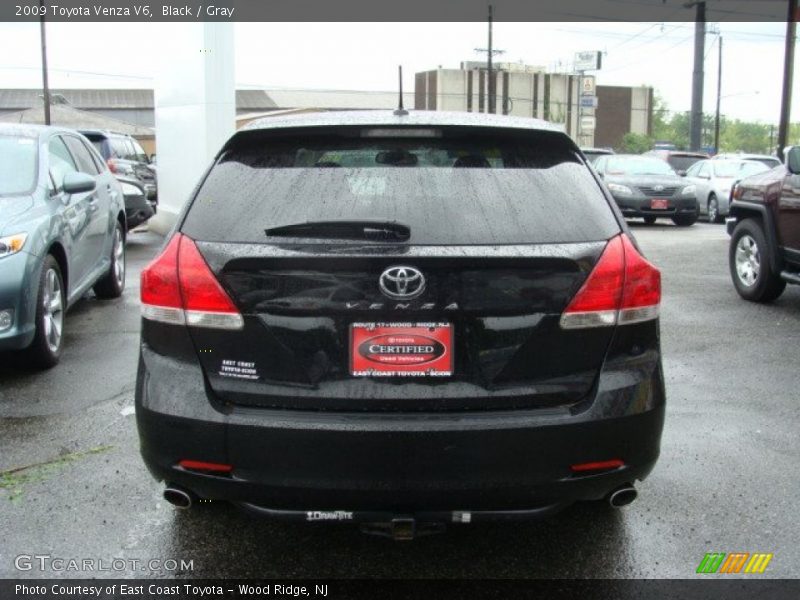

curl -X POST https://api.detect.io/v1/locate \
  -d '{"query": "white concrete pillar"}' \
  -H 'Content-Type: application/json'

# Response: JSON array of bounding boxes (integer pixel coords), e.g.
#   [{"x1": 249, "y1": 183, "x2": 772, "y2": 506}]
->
[{"x1": 149, "y1": 23, "x2": 235, "y2": 234}]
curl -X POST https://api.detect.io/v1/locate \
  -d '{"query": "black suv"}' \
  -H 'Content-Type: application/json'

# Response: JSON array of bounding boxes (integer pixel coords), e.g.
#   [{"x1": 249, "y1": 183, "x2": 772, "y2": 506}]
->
[
  {"x1": 727, "y1": 146, "x2": 800, "y2": 302},
  {"x1": 79, "y1": 130, "x2": 157, "y2": 203},
  {"x1": 136, "y1": 111, "x2": 665, "y2": 535}
]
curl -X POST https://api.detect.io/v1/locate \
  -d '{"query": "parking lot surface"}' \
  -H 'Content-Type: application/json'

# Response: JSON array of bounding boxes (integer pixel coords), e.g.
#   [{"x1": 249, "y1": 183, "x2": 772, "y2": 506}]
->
[{"x1": 1, "y1": 223, "x2": 798, "y2": 578}]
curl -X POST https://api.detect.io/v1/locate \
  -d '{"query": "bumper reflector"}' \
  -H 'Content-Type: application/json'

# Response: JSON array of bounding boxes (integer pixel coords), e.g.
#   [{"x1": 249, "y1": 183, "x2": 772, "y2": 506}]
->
[
  {"x1": 178, "y1": 460, "x2": 233, "y2": 473},
  {"x1": 570, "y1": 459, "x2": 624, "y2": 473}
]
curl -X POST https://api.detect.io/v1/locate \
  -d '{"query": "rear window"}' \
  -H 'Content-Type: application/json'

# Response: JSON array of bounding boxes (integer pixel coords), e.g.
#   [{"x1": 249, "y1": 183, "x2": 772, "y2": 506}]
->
[
  {"x1": 181, "y1": 128, "x2": 619, "y2": 245},
  {"x1": 666, "y1": 155, "x2": 705, "y2": 172},
  {"x1": 0, "y1": 135, "x2": 38, "y2": 196}
]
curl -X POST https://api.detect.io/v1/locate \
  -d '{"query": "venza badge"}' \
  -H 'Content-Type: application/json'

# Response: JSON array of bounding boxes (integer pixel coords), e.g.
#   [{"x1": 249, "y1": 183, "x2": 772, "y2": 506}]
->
[{"x1": 379, "y1": 266, "x2": 426, "y2": 300}]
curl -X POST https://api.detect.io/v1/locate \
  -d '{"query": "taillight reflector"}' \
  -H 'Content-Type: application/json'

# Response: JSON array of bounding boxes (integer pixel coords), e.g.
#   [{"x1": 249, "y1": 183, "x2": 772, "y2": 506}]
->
[
  {"x1": 140, "y1": 233, "x2": 243, "y2": 330},
  {"x1": 570, "y1": 459, "x2": 625, "y2": 473},
  {"x1": 178, "y1": 460, "x2": 233, "y2": 473},
  {"x1": 560, "y1": 234, "x2": 660, "y2": 329}
]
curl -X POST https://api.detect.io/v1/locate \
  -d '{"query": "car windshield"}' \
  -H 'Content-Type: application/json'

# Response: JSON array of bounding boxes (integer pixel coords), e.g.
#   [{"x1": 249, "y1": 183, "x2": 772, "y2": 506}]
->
[
  {"x1": 714, "y1": 161, "x2": 769, "y2": 178},
  {"x1": 606, "y1": 156, "x2": 675, "y2": 176},
  {"x1": 0, "y1": 135, "x2": 38, "y2": 195}
]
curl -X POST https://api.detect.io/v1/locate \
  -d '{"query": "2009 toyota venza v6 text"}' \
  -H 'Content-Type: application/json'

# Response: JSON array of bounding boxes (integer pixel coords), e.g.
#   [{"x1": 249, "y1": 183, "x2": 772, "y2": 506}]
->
[{"x1": 135, "y1": 111, "x2": 665, "y2": 536}]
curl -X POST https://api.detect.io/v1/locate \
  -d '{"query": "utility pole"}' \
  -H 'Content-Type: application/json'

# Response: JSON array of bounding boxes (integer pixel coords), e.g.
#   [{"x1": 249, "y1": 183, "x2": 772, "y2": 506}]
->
[
  {"x1": 777, "y1": 0, "x2": 797, "y2": 158},
  {"x1": 714, "y1": 36, "x2": 722, "y2": 154},
  {"x1": 689, "y1": 1, "x2": 706, "y2": 151},
  {"x1": 39, "y1": 0, "x2": 51, "y2": 125},
  {"x1": 474, "y1": 5, "x2": 505, "y2": 114}
]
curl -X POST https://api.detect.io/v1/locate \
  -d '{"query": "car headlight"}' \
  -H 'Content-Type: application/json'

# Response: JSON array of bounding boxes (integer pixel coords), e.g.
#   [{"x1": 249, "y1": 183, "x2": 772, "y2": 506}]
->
[
  {"x1": 120, "y1": 182, "x2": 143, "y2": 196},
  {"x1": 681, "y1": 184, "x2": 696, "y2": 195},
  {"x1": 0, "y1": 233, "x2": 28, "y2": 259},
  {"x1": 607, "y1": 183, "x2": 633, "y2": 195}
]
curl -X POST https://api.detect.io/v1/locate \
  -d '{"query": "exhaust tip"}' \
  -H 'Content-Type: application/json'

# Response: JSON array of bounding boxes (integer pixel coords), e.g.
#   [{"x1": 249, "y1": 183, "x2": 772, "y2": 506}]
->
[
  {"x1": 163, "y1": 485, "x2": 194, "y2": 509},
  {"x1": 607, "y1": 484, "x2": 637, "y2": 508}
]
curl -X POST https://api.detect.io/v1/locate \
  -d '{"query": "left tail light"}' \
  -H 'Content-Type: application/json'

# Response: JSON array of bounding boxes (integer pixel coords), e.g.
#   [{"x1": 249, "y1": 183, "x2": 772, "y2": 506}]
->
[{"x1": 140, "y1": 233, "x2": 243, "y2": 330}]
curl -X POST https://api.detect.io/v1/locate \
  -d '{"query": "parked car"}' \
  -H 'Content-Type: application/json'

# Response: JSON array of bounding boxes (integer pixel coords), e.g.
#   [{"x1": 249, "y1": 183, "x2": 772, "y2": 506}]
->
[
  {"x1": 78, "y1": 130, "x2": 157, "y2": 202},
  {"x1": 136, "y1": 110, "x2": 665, "y2": 535},
  {"x1": 0, "y1": 124, "x2": 126, "y2": 368},
  {"x1": 593, "y1": 154, "x2": 699, "y2": 226},
  {"x1": 644, "y1": 149, "x2": 709, "y2": 175},
  {"x1": 117, "y1": 176, "x2": 156, "y2": 231},
  {"x1": 683, "y1": 159, "x2": 770, "y2": 223},
  {"x1": 726, "y1": 146, "x2": 800, "y2": 303},
  {"x1": 713, "y1": 152, "x2": 781, "y2": 169},
  {"x1": 580, "y1": 147, "x2": 614, "y2": 164}
]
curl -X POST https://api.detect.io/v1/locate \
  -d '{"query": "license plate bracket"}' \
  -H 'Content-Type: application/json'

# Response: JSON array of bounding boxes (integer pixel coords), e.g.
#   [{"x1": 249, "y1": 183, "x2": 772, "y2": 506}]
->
[{"x1": 350, "y1": 322, "x2": 453, "y2": 377}]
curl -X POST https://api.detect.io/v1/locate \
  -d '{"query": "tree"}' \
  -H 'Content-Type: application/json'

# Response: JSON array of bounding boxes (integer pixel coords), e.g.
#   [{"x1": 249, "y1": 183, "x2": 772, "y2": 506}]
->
[{"x1": 621, "y1": 132, "x2": 652, "y2": 154}]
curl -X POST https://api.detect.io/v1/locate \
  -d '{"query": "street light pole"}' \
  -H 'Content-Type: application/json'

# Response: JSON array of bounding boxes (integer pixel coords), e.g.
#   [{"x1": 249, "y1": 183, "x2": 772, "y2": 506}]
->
[
  {"x1": 777, "y1": 0, "x2": 797, "y2": 158},
  {"x1": 714, "y1": 36, "x2": 722, "y2": 154},
  {"x1": 39, "y1": 0, "x2": 51, "y2": 125}
]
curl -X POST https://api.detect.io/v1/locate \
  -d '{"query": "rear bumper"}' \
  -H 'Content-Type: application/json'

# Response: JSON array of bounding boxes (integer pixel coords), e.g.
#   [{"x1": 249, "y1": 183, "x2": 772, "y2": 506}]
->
[{"x1": 136, "y1": 339, "x2": 666, "y2": 517}]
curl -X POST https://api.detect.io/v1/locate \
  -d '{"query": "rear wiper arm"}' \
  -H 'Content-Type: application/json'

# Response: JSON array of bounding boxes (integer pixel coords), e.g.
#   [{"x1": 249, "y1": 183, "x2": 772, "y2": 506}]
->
[{"x1": 265, "y1": 219, "x2": 410, "y2": 242}]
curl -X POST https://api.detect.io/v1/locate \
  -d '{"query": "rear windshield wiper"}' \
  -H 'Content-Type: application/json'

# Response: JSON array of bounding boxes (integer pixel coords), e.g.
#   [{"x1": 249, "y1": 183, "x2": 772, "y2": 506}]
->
[{"x1": 265, "y1": 219, "x2": 410, "y2": 242}]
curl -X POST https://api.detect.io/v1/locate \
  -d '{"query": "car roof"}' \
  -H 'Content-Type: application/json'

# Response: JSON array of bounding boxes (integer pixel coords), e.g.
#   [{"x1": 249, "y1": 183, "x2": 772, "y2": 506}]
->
[
  {"x1": 581, "y1": 147, "x2": 614, "y2": 153},
  {"x1": 240, "y1": 109, "x2": 563, "y2": 134},
  {"x1": 714, "y1": 152, "x2": 777, "y2": 160},
  {"x1": 0, "y1": 123, "x2": 86, "y2": 138}
]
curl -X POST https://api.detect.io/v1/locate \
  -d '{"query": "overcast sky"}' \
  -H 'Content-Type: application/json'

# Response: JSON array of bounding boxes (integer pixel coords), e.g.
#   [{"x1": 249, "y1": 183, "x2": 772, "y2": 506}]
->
[{"x1": 0, "y1": 21, "x2": 792, "y2": 123}]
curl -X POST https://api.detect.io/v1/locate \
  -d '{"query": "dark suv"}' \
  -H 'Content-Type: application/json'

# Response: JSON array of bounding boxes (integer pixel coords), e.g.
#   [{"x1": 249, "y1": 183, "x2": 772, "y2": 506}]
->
[
  {"x1": 136, "y1": 111, "x2": 665, "y2": 535},
  {"x1": 79, "y1": 130, "x2": 157, "y2": 203},
  {"x1": 727, "y1": 146, "x2": 800, "y2": 302}
]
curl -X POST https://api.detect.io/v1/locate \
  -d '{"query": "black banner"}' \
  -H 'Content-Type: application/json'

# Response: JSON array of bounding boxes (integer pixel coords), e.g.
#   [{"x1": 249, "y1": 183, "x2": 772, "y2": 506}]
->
[
  {"x1": 0, "y1": 0, "x2": 793, "y2": 23},
  {"x1": 3, "y1": 579, "x2": 800, "y2": 600}
]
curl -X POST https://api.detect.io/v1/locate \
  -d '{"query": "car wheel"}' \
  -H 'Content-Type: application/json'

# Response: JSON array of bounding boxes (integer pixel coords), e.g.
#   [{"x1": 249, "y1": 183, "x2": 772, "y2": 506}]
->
[
  {"x1": 729, "y1": 218, "x2": 786, "y2": 303},
  {"x1": 25, "y1": 255, "x2": 65, "y2": 369},
  {"x1": 671, "y1": 213, "x2": 698, "y2": 227},
  {"x1": 643, "y1": 216, "x2": 657, "y2": 225},
  {"x1": 707, "y1": 195, "x2": 721, "y2": 224},
  {"x1": 93, "y1": 221, "x2": 126, "y2": 299}
]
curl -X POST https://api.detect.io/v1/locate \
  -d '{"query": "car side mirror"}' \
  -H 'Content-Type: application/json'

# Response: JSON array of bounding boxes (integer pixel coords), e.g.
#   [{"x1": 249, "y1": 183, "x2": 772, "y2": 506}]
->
[
  {"x1": 62, "y1": 172, "x2": 96, "y2": 194},
  {"x1": 677, "y1": 170, "x2": 687, "y2": 177},
  {"x1": 597, "y1": 171, "x2": 604, "y2": 179},
  {"x1": 785, "y1": 146, "x2": 800, "y2": 174}
]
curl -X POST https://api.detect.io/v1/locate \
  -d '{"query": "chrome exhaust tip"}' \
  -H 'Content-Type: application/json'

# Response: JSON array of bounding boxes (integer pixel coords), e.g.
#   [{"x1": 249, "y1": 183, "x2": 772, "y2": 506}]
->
[
  {"x1": 607, "y1": 484, "x2": 637, "y2": 508},
  {"x1": 163, "y1": 485, "x2": 194, "y2": 509}
]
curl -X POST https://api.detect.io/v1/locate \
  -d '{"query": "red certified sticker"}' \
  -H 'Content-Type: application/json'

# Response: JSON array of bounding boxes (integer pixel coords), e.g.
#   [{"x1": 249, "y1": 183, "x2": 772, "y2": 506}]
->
[
  {"x1": 650, "y1": 198, "x2": 669, "y2": 210},
  {"x1": 350, "y1": 323, "x2": 453, "y2": 377}
]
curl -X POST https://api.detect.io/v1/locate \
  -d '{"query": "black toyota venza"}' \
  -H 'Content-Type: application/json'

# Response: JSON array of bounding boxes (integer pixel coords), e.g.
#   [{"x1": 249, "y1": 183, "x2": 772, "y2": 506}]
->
[{"x1": 136, "y1": 111, "x2": 665, "y2": 537}]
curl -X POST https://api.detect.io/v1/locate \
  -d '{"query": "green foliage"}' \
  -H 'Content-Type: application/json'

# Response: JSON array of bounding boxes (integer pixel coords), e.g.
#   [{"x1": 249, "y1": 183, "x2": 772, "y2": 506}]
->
[
  {"x1": 621, "y1": 132, "x2": 653, "y2": 154},
  {"x1": 649, "y1": 90, "x2": 793, "y2": 154}
]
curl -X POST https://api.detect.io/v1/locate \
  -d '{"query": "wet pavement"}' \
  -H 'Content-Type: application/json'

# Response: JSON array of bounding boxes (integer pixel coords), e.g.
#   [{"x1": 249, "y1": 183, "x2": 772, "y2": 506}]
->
[{"x1": 1, "y1": 222, "x2": 798, "y2": 579}]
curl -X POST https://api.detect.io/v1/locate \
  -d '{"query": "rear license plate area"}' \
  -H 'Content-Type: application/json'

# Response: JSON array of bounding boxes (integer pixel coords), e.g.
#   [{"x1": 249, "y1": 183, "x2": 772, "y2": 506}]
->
[
  {"x1": 350, "y1": 322, "x2": 453, "y2": 377},
  {"x1": 650, "y1": 198, "x2": 669, "y2": 210}
]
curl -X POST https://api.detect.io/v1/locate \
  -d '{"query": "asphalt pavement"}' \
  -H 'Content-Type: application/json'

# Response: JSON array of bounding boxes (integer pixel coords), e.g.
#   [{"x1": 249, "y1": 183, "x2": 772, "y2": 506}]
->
[{"x1": 1, "y1": 222, "x2": 798, "y2": 579}]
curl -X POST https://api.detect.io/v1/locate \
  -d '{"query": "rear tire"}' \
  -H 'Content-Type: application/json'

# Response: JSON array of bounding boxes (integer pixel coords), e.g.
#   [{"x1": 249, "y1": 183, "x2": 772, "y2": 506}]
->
[
  {"x1": 707, "y1": 195, "x2": 722, "y2": 224},
  {"x1": 93, "y1": 221, "x2": 126, "y2": 299},
  {"x1": 672, "y1": 213, "x2": 698, "y2": 227},
  {"x1": 24, "y1": 255, "x2": 65, "y2": 369},
  {"x1": 643, "y1": 215, "x2": 657, "y2": 225},
  {"x1": 729, "y1": 218, "x2": 786, "y2": 302}
]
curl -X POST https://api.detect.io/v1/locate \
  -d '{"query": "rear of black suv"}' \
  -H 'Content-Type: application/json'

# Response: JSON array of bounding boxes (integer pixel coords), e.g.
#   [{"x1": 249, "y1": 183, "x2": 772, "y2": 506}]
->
[{"x1": 136, "y1": 112, "x2": 665, "y2": 528}]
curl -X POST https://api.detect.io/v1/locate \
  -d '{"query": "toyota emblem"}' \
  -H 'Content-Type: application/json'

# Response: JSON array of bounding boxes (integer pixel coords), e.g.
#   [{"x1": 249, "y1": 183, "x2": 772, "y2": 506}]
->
[
  {"x1": 379, "y1": 266, "x2": 426, "y2": 300},
  {"x1": 653, "y1": 184, "x2": 664, "y2": 192}
]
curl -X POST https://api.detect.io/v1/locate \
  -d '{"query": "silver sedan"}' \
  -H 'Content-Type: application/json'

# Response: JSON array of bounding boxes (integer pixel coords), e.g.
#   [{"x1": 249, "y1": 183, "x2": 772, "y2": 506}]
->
[{"x1": 683, "y1": 159, "x2": 770, "y2": 223}]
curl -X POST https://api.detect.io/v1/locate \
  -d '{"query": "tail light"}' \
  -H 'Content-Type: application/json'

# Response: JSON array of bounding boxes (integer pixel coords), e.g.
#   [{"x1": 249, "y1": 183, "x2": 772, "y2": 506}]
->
[
  {"x1": 107, "y1": 159, "x2": 117, "y2": 173},
  {"x1": 560, "y1": 234, "x2": 660, "y2": 329},
  {"x1": 140, "y1": 233, "x2": 243, "y2": 330}
]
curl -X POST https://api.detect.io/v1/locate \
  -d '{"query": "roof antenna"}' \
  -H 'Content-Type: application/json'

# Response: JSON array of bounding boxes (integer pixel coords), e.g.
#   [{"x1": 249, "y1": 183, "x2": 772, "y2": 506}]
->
[{"x1": 394, "y1": 65, "x2": 408, "y2": 116}]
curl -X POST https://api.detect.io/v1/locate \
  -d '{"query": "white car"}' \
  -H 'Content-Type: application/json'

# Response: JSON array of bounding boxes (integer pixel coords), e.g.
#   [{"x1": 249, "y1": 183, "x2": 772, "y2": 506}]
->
[
  {"x1": 712, "y1": 153, "x2": 781, "y2": 169},
  {"x1": 683, "y1": 159, "x2": 770, "y2": 223}
]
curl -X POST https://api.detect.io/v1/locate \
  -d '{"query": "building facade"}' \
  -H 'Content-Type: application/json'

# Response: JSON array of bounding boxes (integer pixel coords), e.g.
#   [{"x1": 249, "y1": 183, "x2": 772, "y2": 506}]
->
[{"x1": 414, "y1": 64, "x2": 653, "y2": 150}]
